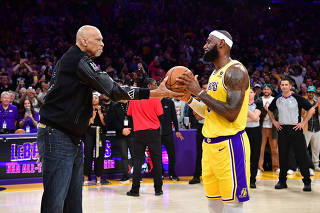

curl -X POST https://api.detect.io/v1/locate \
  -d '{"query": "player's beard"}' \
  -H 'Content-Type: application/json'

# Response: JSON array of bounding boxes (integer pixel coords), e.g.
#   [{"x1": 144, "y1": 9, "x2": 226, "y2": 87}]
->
[{"x1": 203, "y1": 44, "x2": 219, "y2": 62}]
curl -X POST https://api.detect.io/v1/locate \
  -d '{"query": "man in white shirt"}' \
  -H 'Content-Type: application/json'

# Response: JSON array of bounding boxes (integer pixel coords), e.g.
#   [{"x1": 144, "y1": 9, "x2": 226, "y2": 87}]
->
[{"x1": 258, "y1": 84, "x2": 279, "y2": 173}]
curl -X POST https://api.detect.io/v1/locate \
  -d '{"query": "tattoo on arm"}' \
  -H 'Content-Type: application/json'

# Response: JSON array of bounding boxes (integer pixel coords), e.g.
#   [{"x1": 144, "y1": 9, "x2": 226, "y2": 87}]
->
[
  {"x1": 268, "y1": 110, "x2": 276, "y2": 123},
  {"x1": 198, "y1": 64, "x2": 249, "y2": 122}
]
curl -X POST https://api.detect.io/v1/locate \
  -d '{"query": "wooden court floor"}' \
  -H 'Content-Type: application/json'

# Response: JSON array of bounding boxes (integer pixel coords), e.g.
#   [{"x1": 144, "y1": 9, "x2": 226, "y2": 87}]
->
[{"x1": 1, "y1": 171, "x2": 319, "y2": 213}]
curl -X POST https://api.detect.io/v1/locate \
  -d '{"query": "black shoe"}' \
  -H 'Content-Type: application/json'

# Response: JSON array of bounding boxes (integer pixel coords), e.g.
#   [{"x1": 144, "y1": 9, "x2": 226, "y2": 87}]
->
[
  {"x1": 155, "y1": 190, "x2": 163, "y2": 196},
  {"x1": 189, "y1": 177, "x2": 200, "y2": 184},
  {"x1": 101, "y1": 179, "x2": 111, "y2": 185},
  {"x1": 303, "y1": 183, "x2": 311, "y2": 192},
  {"x1": 127, "y1": 190, "x2": 139, "y2": 197},
  {"x1": 120, "y1": 176, "x2": 130, "y2": 183},
  {"x1": 275, "y1": 181, "x2": 287, "y2": 189},
  {"x1": 250, "y1": 182, "x2": 256, "y2": 189},
  {"x1": 169, "y1": 175, "x2": 180, "y2": 181}
]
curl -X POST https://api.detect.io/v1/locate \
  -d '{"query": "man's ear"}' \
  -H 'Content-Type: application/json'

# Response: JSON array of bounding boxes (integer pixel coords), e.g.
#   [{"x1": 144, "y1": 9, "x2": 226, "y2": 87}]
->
[
  {"x1": 82, "y1": 38, "x2": 87, "y2": 47},
  {"x1": 218, "y1": 39, "x2": 225, "y2": 48}
]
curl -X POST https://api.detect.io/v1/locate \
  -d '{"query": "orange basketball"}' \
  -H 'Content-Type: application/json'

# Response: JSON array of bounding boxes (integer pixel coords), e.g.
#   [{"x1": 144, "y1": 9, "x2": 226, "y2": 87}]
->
[{"x1": 165, "y1": 66, "x2": 193, "y2": 92}]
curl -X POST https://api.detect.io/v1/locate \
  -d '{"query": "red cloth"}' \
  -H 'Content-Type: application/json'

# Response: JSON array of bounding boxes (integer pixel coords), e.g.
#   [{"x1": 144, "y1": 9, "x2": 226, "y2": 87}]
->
[
  {"x1": 148, "y1": 61, "x2": 166, "y2": 81},
  {"x1": 127, "y1": 98, "x2": 163, "y2": 131}
]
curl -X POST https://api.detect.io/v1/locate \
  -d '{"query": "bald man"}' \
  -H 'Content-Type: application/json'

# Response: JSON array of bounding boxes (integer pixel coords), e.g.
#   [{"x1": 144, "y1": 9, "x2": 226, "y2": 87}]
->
[{"x1": 37, "y1": 25, "x2": 181, "y2": 213}]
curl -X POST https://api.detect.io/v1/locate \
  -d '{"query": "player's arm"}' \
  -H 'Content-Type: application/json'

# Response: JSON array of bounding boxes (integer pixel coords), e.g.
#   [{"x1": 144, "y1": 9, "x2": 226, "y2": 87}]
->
[{"x1": 197, "y1": 65, "x2": 249, "y2": 122}]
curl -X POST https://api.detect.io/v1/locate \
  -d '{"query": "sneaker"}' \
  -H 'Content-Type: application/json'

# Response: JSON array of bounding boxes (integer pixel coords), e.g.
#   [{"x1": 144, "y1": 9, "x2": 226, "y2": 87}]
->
[
  {"x1": 96, "y1": 180, "x2": 101, "y2": 186},
  {"x1": 275, "y1": 181, "x2": 288, "y2": 189},
  {"x1": 189, "y1": 177, "x2": 200, "y2": 184},
  {"x1": 155, "y1": 190, "x2": 163, "y2": 196},
  {"x1": 120, "y1": 176, "x2": 130, "y2": 183},
  {"x1": 127, "y1": 190, "x2": 139, "y2": 197},
  {"x1": 83, "y1": 180, "x2": 89, "y2": 186},
  {"x1": 140, "y1": 178, "x2": 143, "y2": 183},
  {"x1": 169, "y1": 175, "x2": 180, "y2": 181},
  {"x1": 250, "y1": 182, "x2": 256, "y2": 189},
  {"x1": 275, "y1": 168, "x2": 280, "y2": 174},
  {"x1": 309, "y1": 168, "x2": 315, "y2": 176},
  {"x1": 314, "y1": 166, "x2": 320, "y2": 171},
  {"x1": 303, "y1": 183, "x2": 312, "y2": 192},
  {"x1": 287, "y1": 169, "x2": 294, "y2": 175},
  {"x1": 257, "y1": 169, "x2": 263, "y2": 176},
  {"x1": 161, "y1": 175, "x2": 165, "y2": 180}
]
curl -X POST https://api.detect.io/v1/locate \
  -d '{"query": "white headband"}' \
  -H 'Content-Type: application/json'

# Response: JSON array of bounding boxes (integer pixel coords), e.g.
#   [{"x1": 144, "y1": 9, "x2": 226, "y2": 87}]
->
[
  {"x1": 209, "y1": 30, "x2": 233, "y2": 48},
  {"x1": 93, "y1": 92, "x2": 100, "y2": 97}
]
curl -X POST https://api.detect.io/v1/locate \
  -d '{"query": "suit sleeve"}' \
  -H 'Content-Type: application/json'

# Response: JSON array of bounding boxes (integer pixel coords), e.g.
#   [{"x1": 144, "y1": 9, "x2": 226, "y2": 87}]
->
[{"x1": 77, "y1": 55, "x2": 150, "y2": 101}]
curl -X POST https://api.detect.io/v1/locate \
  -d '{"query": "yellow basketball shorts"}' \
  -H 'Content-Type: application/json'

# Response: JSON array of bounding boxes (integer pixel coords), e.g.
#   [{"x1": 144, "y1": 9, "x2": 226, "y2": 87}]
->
[{"x1": 202, "y1": 130, "x2": 250, "y2": 203}]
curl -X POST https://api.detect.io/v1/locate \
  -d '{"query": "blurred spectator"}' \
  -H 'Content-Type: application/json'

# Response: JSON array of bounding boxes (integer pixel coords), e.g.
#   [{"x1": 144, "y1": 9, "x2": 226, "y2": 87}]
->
[
  {"x1": 18, "y1": 97, "x2": 39, "y2": 133},
  {"x1": 26, "y1": 87, "x2": 41, "y2": 112},
  {"x1": 0, "y1": 91, "x2": 18, "y2": 134},
  {"x1": 148, "y1": 56, "x2": 166, "y2": 81}
]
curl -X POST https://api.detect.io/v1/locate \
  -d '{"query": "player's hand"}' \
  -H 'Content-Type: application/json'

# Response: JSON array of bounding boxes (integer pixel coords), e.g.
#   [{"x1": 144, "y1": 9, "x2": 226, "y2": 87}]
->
[
  {"x1": 150, "y1": 76, "x2": 184, "y2": 99},
  {"x1": 273, "y1": 121, "x2": 282, "y2": 131},
  {"x1": 176, "y1": 131, "x2": 184, "y2": 140},
  {"x1": 176, "y1": 73, "x2": 202, "y2": 96}
]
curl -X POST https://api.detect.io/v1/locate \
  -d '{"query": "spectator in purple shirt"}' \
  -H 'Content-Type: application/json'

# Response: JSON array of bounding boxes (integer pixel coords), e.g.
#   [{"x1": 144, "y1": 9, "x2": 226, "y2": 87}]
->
[
  {"x1": 18, "y1": 97, "x2": 39, "y2": 133},
  {"x1": 0, "y1": 91, "x2": 18, "y2": 133}
]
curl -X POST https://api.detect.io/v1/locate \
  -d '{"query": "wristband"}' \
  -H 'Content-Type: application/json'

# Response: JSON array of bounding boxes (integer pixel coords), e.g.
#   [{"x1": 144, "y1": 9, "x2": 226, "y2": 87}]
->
[{"x1": 187, "y1": 96, "x2": 193, "y2": 104}]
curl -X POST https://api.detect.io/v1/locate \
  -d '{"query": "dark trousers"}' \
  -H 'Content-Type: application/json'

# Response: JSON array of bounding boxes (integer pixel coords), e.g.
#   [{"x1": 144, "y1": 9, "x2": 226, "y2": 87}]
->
[
  {"x1": 131, "y1": 129, "x2": 163, "y2": 192},
  {"x1": 194, "y1": 127, "x2": 204, "y2": 178},
  {"x1": 161, "y1": 133, "x2": 176, "y2": 176},
  {"x1": 37, "y1": 126, "x2": 83, "y2": 213},
  {"x1": 246, "y1": 126, "x2": 262, "y2": 183},
  {"x1": 117, "y1": 136, "x2": 134, "y2": 177},
  {"x1": 83, "y1": 128, "x2": 106, "y2": 178},
  {"x1": 278, "y1": 125, "x2": 311, "y2": 184}
]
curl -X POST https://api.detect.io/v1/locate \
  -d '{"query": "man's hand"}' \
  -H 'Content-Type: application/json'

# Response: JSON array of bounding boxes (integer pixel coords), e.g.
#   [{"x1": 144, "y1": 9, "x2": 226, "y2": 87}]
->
[
  {"x1": 176, "y1": 131, "x2": 184, "y2": 140},
  {"x1": 273, "y1": 120, "x2": 282, "y2": 131},
  {"x1": 176, "y1": 73, "x2": 202, "y2": 96},
  {"x1": 150, "y1": 77, "x2": 184, "y2": 99},
  {"x1": 122, "y1": 128, "x2": 131, "y2": 136},
  {"x1": 293, "y1": 121, "x2": 306, "y2": 131}
]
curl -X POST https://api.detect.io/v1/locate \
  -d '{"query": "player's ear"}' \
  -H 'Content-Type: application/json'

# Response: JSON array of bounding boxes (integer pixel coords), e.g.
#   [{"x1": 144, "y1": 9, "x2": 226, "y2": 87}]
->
[{"x1": 218, "y1": 39, "x2": 225, "y2": 48}]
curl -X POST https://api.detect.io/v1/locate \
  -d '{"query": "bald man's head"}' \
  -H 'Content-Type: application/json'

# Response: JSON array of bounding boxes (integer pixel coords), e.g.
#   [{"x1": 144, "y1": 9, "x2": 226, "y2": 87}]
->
[{"x1": 76, "y1": 25, "x2": 104, "y2": 58}]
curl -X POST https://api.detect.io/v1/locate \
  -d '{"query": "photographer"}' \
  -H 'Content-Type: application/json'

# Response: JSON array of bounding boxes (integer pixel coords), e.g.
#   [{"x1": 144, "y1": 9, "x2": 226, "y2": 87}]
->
[
  {"x1": 83, "y1": 92, "x2": 108, "y2": 185},
  {"x1": 18, "y1": 97, "x2": 39, "y2": 133}
]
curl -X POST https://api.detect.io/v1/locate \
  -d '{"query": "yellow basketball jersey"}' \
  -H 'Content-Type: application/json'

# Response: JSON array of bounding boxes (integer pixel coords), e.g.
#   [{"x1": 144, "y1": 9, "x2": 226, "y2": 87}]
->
[{"x1": 202, "y1": 60, "x2": 249, "y2": 138}]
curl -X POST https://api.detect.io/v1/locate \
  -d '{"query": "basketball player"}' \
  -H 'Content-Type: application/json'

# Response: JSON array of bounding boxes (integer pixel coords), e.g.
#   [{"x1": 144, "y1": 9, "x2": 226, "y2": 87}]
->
[{"x1": 177, "y1": 30, "x2": 250, "y2": 213}]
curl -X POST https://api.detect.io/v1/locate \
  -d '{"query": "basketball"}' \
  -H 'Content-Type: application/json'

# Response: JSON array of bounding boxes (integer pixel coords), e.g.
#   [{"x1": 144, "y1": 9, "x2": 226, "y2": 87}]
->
[{"x1": 165, "y1": 66, "x2": 193, "y2": 92}]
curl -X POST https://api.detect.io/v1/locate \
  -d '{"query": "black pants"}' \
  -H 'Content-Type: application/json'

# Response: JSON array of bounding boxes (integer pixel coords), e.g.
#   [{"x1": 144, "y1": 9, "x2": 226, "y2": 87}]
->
[
  {"x1": 278, "y1": 125, "x2": 311, "y2": 184},
  {"x1": 83, "y1": 128, "x2": 106, "y2": 178},
  {"x1": 246, "y1": 126, "x2": 262, "y2": 183},
  {"x1": 161, "y1": 133, "x2": 176, "y2": 176},
  {"x1": 131, "y1": 129, "x2": 162, "y2": 192},
  {"x1": 117, "y1": 136, "x2": 134, "y2": 177},
  {"x1": 194, "y1": 127, "x2": 204, "y2": 178}
]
